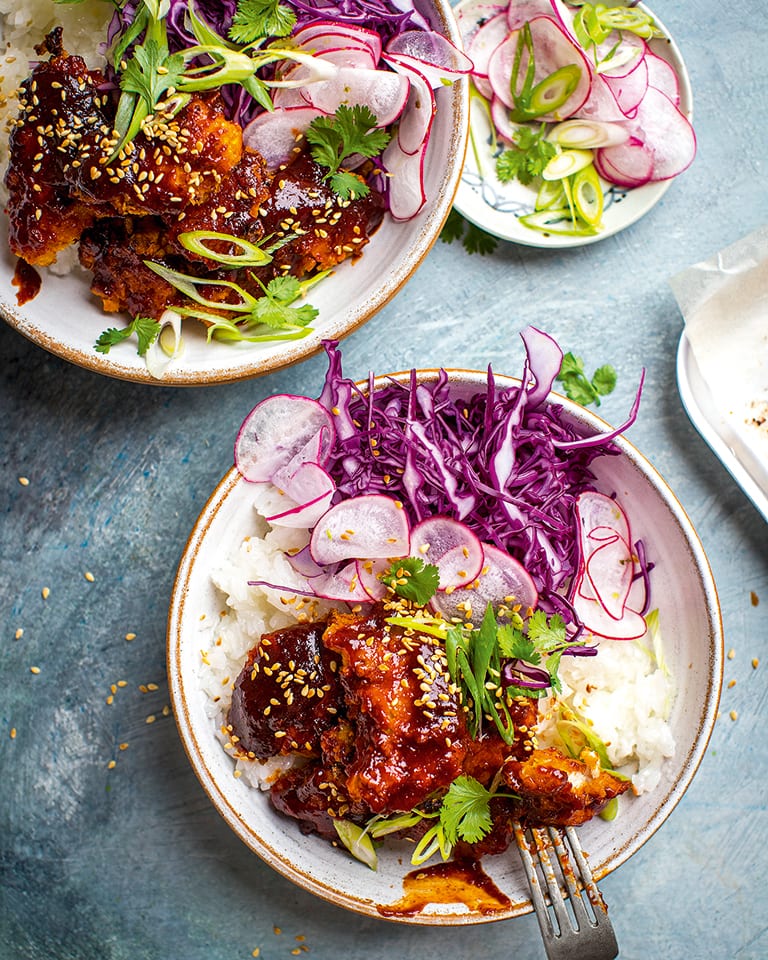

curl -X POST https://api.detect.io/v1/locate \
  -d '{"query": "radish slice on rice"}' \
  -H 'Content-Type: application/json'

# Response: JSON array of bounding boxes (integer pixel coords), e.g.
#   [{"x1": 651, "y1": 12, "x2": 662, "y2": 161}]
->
[
  {"x1": 584, "y1": 534, "x2": 633, "y2": 620},
  {"x1": 488, "y1": 18, "x2": 592, "y2": 120},
  {"x1": 235, "y1": 395, "x2": 336, "y2": 483},
  {"x1": 303, "y1": 67, "x2": 410, "y2": 126},
  {"x1": 430, "y1": 544, "x2": 538, "y2": 625},
  {"x1": 309, "y1": 494, "x2": 410, "y2": 564},
  {"x1": 287, "y1": 543, "x2": 325, "y2": 579},
  {"x1": 242, "y1": 106, "x2": 328, "y2": 169},
  {"x1": 265, "y1": 462, "x2": 336, "y2": 529},
  {"x1": 410, "y1": 516, "x2": 484, "y2": 590},
  {"x1": 572, "y1": 580, "x2": 647, "y2": 639},
  {"x1": 597, "y1": 87, "x2": 696, "y2": 182},
  {"x1": 310, "y1": 561, "x2": 373, "y2": 601},
  {"x1": 356, "y1": 557, "x2": 389, "y2": 600}
]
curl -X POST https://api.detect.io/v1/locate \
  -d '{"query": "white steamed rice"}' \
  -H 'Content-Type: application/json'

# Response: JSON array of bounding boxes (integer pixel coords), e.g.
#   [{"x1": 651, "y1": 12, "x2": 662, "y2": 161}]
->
[{"x1": 201, "y1": 482, "x2": 676, "y2": 799}]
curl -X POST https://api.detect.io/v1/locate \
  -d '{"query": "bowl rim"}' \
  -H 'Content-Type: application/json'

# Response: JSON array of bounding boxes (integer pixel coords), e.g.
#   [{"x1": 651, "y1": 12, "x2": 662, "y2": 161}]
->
[
  {"x1": 167, "y1": 366, "x2": 724, "y2": 923},
  {"x1": 0, "y1": 2, "x2": 470, "y2": 386}
]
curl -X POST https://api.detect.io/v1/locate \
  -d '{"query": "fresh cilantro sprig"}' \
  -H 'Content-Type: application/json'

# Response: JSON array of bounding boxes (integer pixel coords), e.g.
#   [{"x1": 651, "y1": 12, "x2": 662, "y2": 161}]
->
[
  {"x1": 497, "y1": 609, "x2": 571, "y2": 696},
  {"x1": 228, "y1": 0, "x2": 296, "y2": 43},
  {"x1": 305, "y1": 105, "x2": 390, "y2": 200},
  {"x1": 495, "y1": 124, "x2": 557, "y2": 186},
  {"x1": 440, "y1": 208, "x2": 498, "y2": 255},
  {"x1": 556, "y1": 352, "x2": 617, "y2": 407},
  {"x1": 94, "y1": 315, "x2": 161, "y2": 356},
  {"x1": 381, "y1": 556, "x2": 440, "y2": 605},
  {"x1": 439, "y1": 775, "x2": 494, "y2": 844}
]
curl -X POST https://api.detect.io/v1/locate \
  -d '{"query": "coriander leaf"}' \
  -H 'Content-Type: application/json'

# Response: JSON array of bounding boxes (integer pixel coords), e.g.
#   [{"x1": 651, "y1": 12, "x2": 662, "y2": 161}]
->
[
  {"x1": 439, "y1": 775, "x2": 493, "y2": 844},
  {"x1": 94, "y1": 316, "x2": 161, "y2": 356},
  {"x1": 305, "y1": 105, "x2": 390, "y2": 199},
  {"x1": 591, "y1": 363, "x2": 617, "y2": 397},
  {"x1": 556, "y1": 351, "x2": 617, "y2": 407},
  {"x1": 439, "y1": 207, "x2": 466, "y2": 245},
  {"x1": 228, "y1": 0, "x2": 297, "y2": 43},
  {"x1": 381, "y1": 556, "x2": 440, "y2": 605},
  {"x1": 495, "y1": 124, "x2": 556, "y2": 186},
  {"x1": 120, "y1": 41, "x2": 185, "y2": 106},
  {"x1": 439, "y1": 208, "x2": 498, "y2": 255},
  {"x1": 526, "y1": 610, "x2": 567, "y2": 651},
  {"x1": 496, "y1": 623, "x2": 539, "y2": 663},
  {"x1": 263, "y1": 275, "x2": 301, "y2": 303}
]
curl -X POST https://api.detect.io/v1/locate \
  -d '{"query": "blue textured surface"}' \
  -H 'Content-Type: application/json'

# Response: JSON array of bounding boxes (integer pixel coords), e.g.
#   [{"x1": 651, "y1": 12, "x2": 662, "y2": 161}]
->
[{"x1": 2, "y1": 1, "x2": 768, "y2": 957}]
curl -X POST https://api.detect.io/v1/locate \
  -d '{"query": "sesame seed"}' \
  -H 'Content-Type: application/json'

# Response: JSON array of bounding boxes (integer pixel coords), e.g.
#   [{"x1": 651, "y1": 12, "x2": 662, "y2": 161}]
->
[
  {"x1": 729, "y1": 710, "x2": 738, "y2": 721},
  {"x1": 10, "y1": 728, "x2": 17, "y2": 740},
  {"x1": 125, "y1": 633, "x2": 136, "y2": 641},
  {"x1": 107, "y1": 759, "x2": 116, "y2": 769},
  {"x1": 752, "y1": 658, "x2": 759, "y2": 669},
  {"x1": 15, "y1": 629, "x2": 23, "y2": 640},
  {"x1": 119, "y1": 742, "x2": 129, "y2": 751},
  {"x1": 41, "y1": 587, "x2": 50, "y2": 600},
  {"x1": 727, "y1": 648, "x2": 735, "y2": 660},
  {"x1": 146, "y1": 715, "x2": 156, "y2": 724},
  {"x1": 30, "y1": 666, "x2": 40, "y2": 674},
  {"x1": 728, "y1": 679, "x2": 736, "y2": 688},
  {"x1": 18, "y1": 476, "x2": 29, "y2": 486},
  {"x1": 84, "y1": 571, "x2": 95, "y2": 582}
]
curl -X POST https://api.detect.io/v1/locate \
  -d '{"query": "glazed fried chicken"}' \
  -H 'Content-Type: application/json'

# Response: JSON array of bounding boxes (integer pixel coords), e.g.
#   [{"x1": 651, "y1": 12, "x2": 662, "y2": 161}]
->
[{"x1": 4, "y1": 34, "x2": 385, "y2": 319}]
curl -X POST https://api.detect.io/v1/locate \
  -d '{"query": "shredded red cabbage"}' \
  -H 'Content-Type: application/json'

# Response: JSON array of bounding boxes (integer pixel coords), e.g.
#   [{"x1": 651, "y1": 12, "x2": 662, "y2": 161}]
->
[{"x1": 316, "y1": 338, "x2": 626, "y2": 616}]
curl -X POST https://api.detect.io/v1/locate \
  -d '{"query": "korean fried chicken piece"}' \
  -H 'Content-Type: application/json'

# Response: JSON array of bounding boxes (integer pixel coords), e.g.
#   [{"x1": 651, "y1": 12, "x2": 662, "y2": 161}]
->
[
  {"x1": 253, "y1": 152, "x2": 385, "y2": 279},
  {"x1": 503, "y1": 746, "x2": 630, "y2": 826},
  {"x1": 4, "y1": 38, "x2": 243, "y2": 268},
  {"x1": 227, "y1": 620, "x2": 343, "y2": 761},
  {"x1": 322, "y1": 605, "x2": 470, "y2": 813},
  {"x1": 4, "y1": 45, "x2": 102, "y2": 265}
]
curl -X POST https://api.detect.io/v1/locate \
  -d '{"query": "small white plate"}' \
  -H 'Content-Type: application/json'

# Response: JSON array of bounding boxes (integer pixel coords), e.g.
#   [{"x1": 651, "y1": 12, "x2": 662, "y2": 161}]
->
[
  {"x1": 452, "y1": 1, "x2": 693, "y2": 248},
  {"x1": 677, "y1": 332, "x2": 768, "y2": 523}
]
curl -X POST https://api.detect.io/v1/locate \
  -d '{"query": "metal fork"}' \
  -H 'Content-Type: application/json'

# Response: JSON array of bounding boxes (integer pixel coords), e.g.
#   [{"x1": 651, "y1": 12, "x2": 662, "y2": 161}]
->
[{"x1": 513, "y1": 821, "x2": 619, "y2": 960}]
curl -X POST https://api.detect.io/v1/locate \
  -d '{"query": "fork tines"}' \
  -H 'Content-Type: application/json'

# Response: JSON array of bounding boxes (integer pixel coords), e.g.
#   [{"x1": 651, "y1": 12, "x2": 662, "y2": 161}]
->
[{"x1": 513, "y1": 821, "x2": 619, "y2": 960}]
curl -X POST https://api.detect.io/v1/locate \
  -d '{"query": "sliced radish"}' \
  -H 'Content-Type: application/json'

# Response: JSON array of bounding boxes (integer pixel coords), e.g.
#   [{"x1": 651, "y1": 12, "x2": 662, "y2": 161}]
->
[
  {"x1": 468, "y1": 10, "x2": 509, "y2": 81},
  {"x1": 506, "y1": 0, "x2": 561, "y2": 32},
  {"x1": 645, "y1": 52, "x2": 680, "y2": 105},
  {"x1": 287, "y1": 543, "x2": 325, "y2": 579},
  {"x1": 235, "y1": 395, "x2": 336, "y2": 483},
  {"x1": 293, "y1": 21, "x2": 383, "y2": 62},
  {"x1": 380, "y1": 56, "x2": 436, "y2": 155},
  {"x1": 603, "y1": 56, "x2": 649, "y2": 117},
  {"x1": 382, "y1": 133, "x2": 428, "y2": 220},
  {"x1": 575, "y1": 491, "x2": 630, "y2": 543},
  {"x1": 266, "y1": 462, "x2": 336, "y2": 529},
  {"x1": 584, "y1": 534, "x2": 633, "y2": 620},
  {"x1": 356, "y1": 557, "x2": 390, "y2": 600},
  {"x1": 242, "y1": 105, "x2": 328, "y2": 169},
  {"x1": 410, "y1": 516, "x2": 484, "y2": 590},
  {"x1": 488, "y1": 17, "x2": 591, "y2": 121},
  {"x1": 386, "y1": 30, "x2": 473, "y2": 85},
  {"x1": 572, "y1": 583, "x2": 647, "y2": 640},
  {"x1": 430, "y1": 544, "x2": 538, "y2": 625},
  {"x1": 491, "y1": 94, "x2": 521, "y2": 143},
  {"x1": 309, "y1": 494, "x2": 410, "y2": 564},
  {"x1": 310, "y1": 561, "x2": 373, "y2": 602},
  {"x1": 302, "y1": 67, "x2": 410, "y2": 126}
]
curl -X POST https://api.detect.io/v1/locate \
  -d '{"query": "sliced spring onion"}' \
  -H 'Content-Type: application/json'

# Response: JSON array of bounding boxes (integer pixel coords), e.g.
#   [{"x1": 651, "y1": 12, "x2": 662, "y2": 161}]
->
[
  {"x1": 542, "y1": 148, "x2": 594, "y2": 181},
  {"x1": 518, "y1": 209, "x2": 600, "y2": 237},
  {"x1": 145, "y1": 260, "x2": 257, "y2": 312},
  {"x1": 571, "y1": 163, "x2": 604, "y2": 226},
  {"x1": 548, "y1": 119, "x2": 629, "y2": 149},
  {"x1": 512, "y1": 64, "x2": 582, "y2": 122},
  {"x1": 144, "y1": 309, "x2": 183, "y2": 380},
  {"x1": 535, "y1": 178, "x2": 567, "y2": 211},
  {"x1": 333, "y1": 820, "x2": 378, "y2": 870},
  {"x1": 178, "y1": 230, "x2": 274, "y2": 268}
]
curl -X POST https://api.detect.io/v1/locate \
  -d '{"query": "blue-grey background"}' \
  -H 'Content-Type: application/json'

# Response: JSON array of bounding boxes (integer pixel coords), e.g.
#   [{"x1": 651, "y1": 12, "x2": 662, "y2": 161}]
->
[{"x1": 2, "y1": 0, "x2": 767, "y2": 956}]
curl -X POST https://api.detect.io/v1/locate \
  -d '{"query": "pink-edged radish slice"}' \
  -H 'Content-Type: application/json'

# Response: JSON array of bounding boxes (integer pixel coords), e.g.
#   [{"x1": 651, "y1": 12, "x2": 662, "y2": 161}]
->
[
  {"x1": 645, "y1": 52, "x2": 680, "y2": 105},
  {"x1": 575, "y1": 491, "x2": 630, "y2": 544},
  {"x1": 309, "y1": 494, "x2": 410, "y2": 564},
  {"x1": 287, "y1": 543, "x2": 325, "y2": 579},
  {"x1": 491, "y1": 95, "x2": 522, "y2": 143},
  {"x1": 456, "y1": 0, "x2": 506, "y2": 42},
  {"x1": 385, "y1": 30, "x2": 473, "y2": 85},
  {"x1": 572, "y1": 581, "x2": 647, "y2": 639},
  {"x1": 356, "y1": 557, "x2": 389, "y2": 600},
  {"x1": 575, "y1": 71, "x2": 628, "y2": 123},
  {"x1": 381, "y1": 56, "x2": 436, "y2": 155},
  {"x1": 597, "y1": 87, "x2": 695, "y2": 182},
  {"x1": 487, "y1": 17, "x2": 591, "y2": 121},
  {"x1": 467, "y1": 12, "x2": 509, "y2": 82},
  {"x1": 309, "y1": 561, "x2": 373, "y2": 602},
  {"x1": 410, "y1": 516, "x2": 485, "y2": 590},
  {"x1": 292, "y1": 21, "x2": 383, "y2": 62},
  {"x1": 235, "y1": 394, "x2": 336, "y2": 483},
  {"x1": 430, "y1": 543, "x2": 538, "y2": 625},
  {"x1": 242, "y1": 105, "x2": 328, "y2": 169},
  {"x1": 304, "y1": 67, "x2": 410, "y2": 126},
  {"x1": 506, "y1": 0, "x2": 561, "y2": 32},
  {"x1": 603, "y1": 55, "x2": 649, "y2": 117},
  {"x1": 307, "y1": 45, "x2": 379, "y2": 70},
  {"x1": 594, "y1": 139, "x2": 654, "y2": 188},
  {"x1": 583, "y1": 534, "x2": 633, "y2": 620},
  {"x1": 382, "y1": 133, "x2": 428, "y2": 220},
  {"x1": 265, "y1": 462, "x2": 336, "y2": 529}
]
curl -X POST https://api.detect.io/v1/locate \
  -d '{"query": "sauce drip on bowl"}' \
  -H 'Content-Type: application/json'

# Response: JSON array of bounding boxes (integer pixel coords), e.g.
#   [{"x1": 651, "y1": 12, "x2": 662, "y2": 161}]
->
[
  {"x1": 12, "y1": 259, "x2": 41, "y2": 305},
  {"x1": 378, "y1": 859, "x2": 512, "y2": 918}
]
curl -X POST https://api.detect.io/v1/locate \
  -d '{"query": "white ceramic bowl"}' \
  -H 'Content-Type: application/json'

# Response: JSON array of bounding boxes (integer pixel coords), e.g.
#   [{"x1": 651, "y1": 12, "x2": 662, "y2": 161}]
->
[
  {"x1": 0, "y1": 4, "x2": 469, "y2": 385},
  {"x1": 167, "y1": 368, "x2": 723, "y2": 924}
]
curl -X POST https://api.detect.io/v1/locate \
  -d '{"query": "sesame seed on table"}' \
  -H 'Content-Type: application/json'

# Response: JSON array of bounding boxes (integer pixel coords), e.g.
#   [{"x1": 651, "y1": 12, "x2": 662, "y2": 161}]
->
[{"x1": 1, "y1": 0, "x2": 768, "y2": 955}]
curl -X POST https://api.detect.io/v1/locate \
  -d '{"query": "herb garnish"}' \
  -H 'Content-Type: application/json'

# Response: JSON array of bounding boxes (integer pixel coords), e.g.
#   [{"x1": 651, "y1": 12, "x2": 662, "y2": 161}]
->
[
  {"x1": 381, "y1": 556, "x2": 440, "y2": 605},
  {"x1": 305, "y1": 105, "x2": 391, "y2": 200},
  {"x1": 440, "y1": 208, "x2": 498, "y2": 255},
  {"x1": 556, "y1": 351, "x2": 617, "y2": 407},
  {"x1": 94, "y1": 315, "x2": 161, "y2": 355},
  {"x1": 228, "y1": 0, "x2": 297, "y2": 44},
  {"x1": 495, "y1": 124, "x2": 557, "y2": 186}
]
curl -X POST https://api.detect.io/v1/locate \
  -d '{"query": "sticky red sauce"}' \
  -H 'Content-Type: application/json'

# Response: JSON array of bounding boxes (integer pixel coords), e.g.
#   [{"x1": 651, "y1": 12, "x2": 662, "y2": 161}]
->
[
  {"x1": 12, "y1": 259, "x2": 41, "y2": 304},
  {"x1": 378, "y1": 860, "x2": 511, "y2": 918}
]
